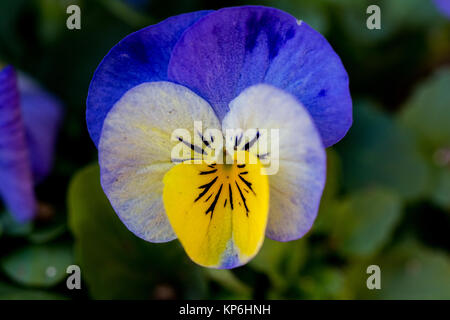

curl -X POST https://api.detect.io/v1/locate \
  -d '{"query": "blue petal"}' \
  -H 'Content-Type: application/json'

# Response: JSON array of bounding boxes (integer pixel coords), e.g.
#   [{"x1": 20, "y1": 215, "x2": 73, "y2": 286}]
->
[
  {"x1": 168, "y1": 6, "x2": 352, "y2": 147},
  {"x1": 19, "y1": 75, "x2": 63, "y2": 183},
  {"x1": 0, "y1": 66, "x2": 36, "y2": 222},
  {"x1": 86, "y1": 10, "x2": 213, "y2": 147}
]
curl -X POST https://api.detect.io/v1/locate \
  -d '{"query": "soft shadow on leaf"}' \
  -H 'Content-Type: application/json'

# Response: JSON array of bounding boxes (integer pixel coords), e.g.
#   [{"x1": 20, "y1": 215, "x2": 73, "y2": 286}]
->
[
  {"x1": 0, "y1": 211, "x2": 33, "y2": 237},
  {"x1": 314, "y1": 149, "x2": 342, "y2": 233},
  {"x1": 249, "y1": 238, "x2": 307, "y2": 290},
  {"x1": 67, "y1": 164, "x2": 207, "y2": 299},
  {"x1": 0, "y1": 282, "x2": 67, "y2": 300},
  {"x1": 338, "y1": 0, "x2": 442, "y2": 44},
  {"x1": 337, "y1": 101, "x2": 430, "y2": 201},
  {"x1": 345, "y1": 238, "x2": 450, "y2": 299},
  {"x1": 331, "y1": 187, "x2": 402, "y2": 257},
  {"x1": 27, "y1": 223, "x2": 67, "y2": 244},
  {"x1": 0, "y1": 243, "x2": 73, "y2": 287},
  {"x1": 399, "y1": 68, "x2": 450, "y2": 209},
  {"x1": 206, "y1": 269, "x2": 251, "y2": 299},
  {"x1": 299, "y1": 267, "x2": 345, "y2": 299}
]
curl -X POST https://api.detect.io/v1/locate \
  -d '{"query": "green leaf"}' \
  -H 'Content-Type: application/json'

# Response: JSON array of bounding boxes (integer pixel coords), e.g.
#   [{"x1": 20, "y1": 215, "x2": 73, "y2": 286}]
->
[
  {"x1": 67, "y1": 164, "x2": 207, "y2": 299},
  {"x1": 0, "y1": 282, "x2": 66, "y2": 300},
  {"x1": 338, "y1": 0, "x2": 442, "y2": 44},
  {"x1": 0, "y1": 211, "x2": 32, "y2": 237},
  {"x1": 205, "y1": 269, "x2": 251, "y2": 298},
  {"x1": 314, "y1": 149, "x2": 342, "y2": 233},
  {"x1": 331, "y1": 187, "x2": 402, "y2": 257},
  {"x1": 399, "y1": 68, "x2": 450, "y2": 209},
  {"x1": 27, "y1": 223, "x2": 66, "y2": 244},
  {"x1": 1, "y1": 243, "x2": 73, "y2": 288},
  {"x1": 400, "y1": 68, "x2": 450, "y2": 149},
  {"x1": 430, "y1": 167, "x2": 450, "y2": 210},
  {"x1": 249, "y1": 238, "x2": 307, "y2": 288},
  {"x1": 346, "y1": 239, "x2": 450, "y2": 299},
  {"x1": 338, "y1": 101, "x2": 430, "y2": 201},
  {"x1": 299, "y1": 267, "x2": 345, "y2": 299}
]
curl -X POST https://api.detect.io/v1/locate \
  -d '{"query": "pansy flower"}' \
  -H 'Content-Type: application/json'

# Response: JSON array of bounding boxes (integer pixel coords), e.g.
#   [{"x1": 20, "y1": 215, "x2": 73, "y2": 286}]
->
[
  {"x1": 87, "y1": 6, "x2": 352, "y2": 268},
  {"x1": 0, "y1": 65, "x2": 62, "y2": 222}
]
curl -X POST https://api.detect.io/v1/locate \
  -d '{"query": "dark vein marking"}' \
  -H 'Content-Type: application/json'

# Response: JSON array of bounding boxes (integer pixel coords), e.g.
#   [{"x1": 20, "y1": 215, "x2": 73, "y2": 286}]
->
[
  {"x1": 197, "y1": 131, "x2": 211, "y2": 149},
  {"x1": 257, "y1": 152, "x2": 270, "y2": 160},
  {"x1": 234, "y1": 133, "x2": 243, "y2": 149},
  {"x1": 228, "y1": 183, "x2": 234, "y2": 210},
  {"x1": 172, "y1": 157, "x2": 202, "y2": 163},
  {"x1": 200, "y1": 169, "x2": 217, "y2": 175},
  {"x1": 238, "y1": 174, "x2": 256, "y2": 195},
  {"x1": 243, "y1": 130, "x2": 260, "y2": 151},
  {"x1": 235, "y1": 181, "x2": 249, "y2": 216},
  {"x1": 194, "y1": 176, "x2": 218, "y2": 202},
  {"x1": 205, "y1": 193, "x2": 213, "y2": 202},
  {"x1": 206, "y1": 184, "x2": 223, "y2": 219},
  {"x1": 237, "y1": 164, "x2": 246, "y2": 168},
  {"x1": 178, "y1": 136, "x2": 205, "y2": 155},
  {"x1": 240, "y1": 171, "x2": 248, "y2": 175},
  {"x1": 224, "y1": 199, "x2": 227, "y2": 207},
  {"x1": 208, "y1": 164, "x2": 216, "y2": 168}
]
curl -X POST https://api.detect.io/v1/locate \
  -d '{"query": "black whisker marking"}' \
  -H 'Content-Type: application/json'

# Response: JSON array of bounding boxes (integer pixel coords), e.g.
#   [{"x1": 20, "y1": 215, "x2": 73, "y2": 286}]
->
[
  {"x1": 237, "y1": 164, "x2": 246, "y2": 168},
  {"x1": 178, "y1": 136, "x2": 205, "y2": 155},
  {"x1": 224, "y1": 199, "x2": 227, "y2": 207},
  {"x1": 234, "y1": 132, "x2": 243, "y2": 149},
  {"x1": 195, "y1": 176, "x2": 218, "y2": 202},
  {"x1": 197, "y1": 131, "x2": 211, "y2": 149},
  {"x1": 205, "y1": 184, "x2": 223, "y2": 219},
  {"x1": 240, "y1": 171, "x2": 248, "y2": 175},
  {"x1": 172, "y1": 157, "x2": 202, "y2": 163},
  {"x1": 235, "y1": 181, "x2": 249, "y2": 216},
  {"x1": 205, "y1": 193, "x2": 213, "y2": 202},
  {"x1": 242, "y1": 130, "x2": 260, "y2": 151},
  {"x1": 238, "y1": 174, "x2": 256, "y2": 195},
  {"x1": 257, "y1": 152, "x2": 270, "y2": 159},
  {"x1": 228, "y1": 183, "x2": 234, "y2": 210},
  {"x1": 200, "y1": 169, "x2": 217, "y2": 175}
]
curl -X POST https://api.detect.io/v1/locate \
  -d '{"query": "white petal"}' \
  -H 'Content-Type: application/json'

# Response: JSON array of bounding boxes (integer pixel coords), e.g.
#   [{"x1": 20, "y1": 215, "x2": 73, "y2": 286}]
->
[
  {"x1": 222, "y1": 84, "x2": 326, "y2": 241},
  {"x1": 99, "y1": 81, "x2": 221, "y2": 242}
]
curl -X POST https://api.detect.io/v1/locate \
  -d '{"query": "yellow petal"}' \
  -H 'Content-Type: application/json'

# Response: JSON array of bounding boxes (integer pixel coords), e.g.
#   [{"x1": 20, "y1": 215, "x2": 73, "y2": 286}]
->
[{"x1": 163, "y1": 151, "x2": 269, "y2": 268}]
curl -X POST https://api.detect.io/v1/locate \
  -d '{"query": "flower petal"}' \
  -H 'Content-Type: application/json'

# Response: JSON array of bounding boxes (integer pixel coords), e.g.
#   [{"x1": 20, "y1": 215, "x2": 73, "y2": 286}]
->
[
  {"x1": 222, "y1": 84, "x2": 326, "y2": 241},
  {"x1": 86, "y1": 10, "x2": 213, "y2": 147},
  {"x1": 0, "y1": 66, "x2": 36, "y2": 222},
  {"x1": 163, "y1": 151, "x2": 269, "y2": 268},
  {"x1": 168, "y1": 5, "x2": 352, "y2": 147},
  {"x1": 99, "y1": 81, "x2": 221, "y2": 242},
  {"x1": 19, "y1": 75, "x2": 63, "y2": 183}
]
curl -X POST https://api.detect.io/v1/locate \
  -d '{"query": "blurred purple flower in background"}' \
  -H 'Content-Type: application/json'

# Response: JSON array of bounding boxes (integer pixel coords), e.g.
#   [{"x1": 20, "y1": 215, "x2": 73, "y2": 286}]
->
[
  {"x1": 434, "y1": 0, "x2": 450, "y2": 18},
  {"x1": 0, "y1": 66, "x2": 62, "y2": 222}
]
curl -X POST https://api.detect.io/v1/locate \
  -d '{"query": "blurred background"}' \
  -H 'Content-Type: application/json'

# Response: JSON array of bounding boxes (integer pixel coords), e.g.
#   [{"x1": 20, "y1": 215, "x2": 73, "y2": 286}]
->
[{"x1": 0, "y1": 0, "x2": 449, "y2": 299}]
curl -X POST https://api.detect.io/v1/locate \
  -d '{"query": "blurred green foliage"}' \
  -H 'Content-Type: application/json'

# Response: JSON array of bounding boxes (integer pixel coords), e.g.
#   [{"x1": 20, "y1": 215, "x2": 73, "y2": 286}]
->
[{"x1": 0, "y1": 0, "x2": 449, "y2": 299}]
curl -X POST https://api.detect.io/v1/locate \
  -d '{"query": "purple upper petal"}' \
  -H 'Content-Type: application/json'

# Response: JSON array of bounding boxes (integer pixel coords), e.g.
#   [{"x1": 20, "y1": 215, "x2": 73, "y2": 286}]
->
[
  {"x1": 168, "y1": 6, "x2": 352, "y2": 147},
  {"x1": 0, "y1": 66, "x2": 36, "y2": 222},
  {"x1": 19, "y1": 75, "x2": 63, "y2": 183},
  {"x1": 86, "y1": 10, "x2": 213, "y2": 147}
]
